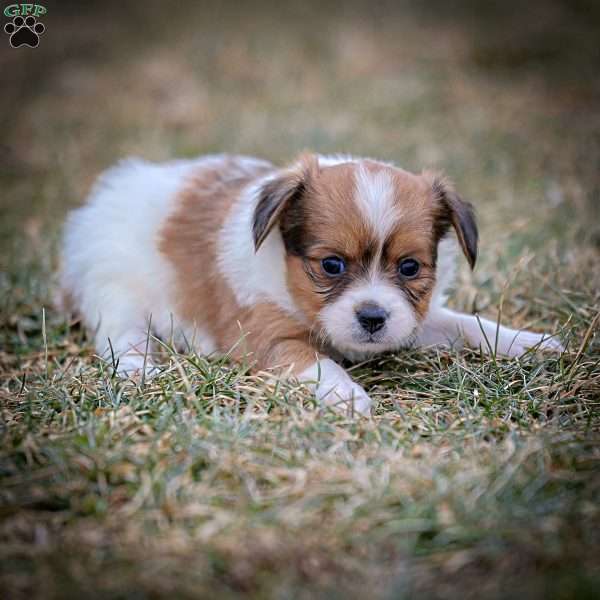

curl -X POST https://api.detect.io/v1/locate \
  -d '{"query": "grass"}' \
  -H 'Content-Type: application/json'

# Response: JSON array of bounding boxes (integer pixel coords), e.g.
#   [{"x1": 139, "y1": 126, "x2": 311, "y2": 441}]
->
[{"x1": 1, "y1": 1, "x2": 599, "y2": 598}]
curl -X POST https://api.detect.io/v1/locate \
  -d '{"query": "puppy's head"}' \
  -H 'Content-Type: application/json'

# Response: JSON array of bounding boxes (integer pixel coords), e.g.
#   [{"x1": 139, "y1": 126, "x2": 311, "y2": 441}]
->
[{"x1": 253, "y1": 154, "x2": 477, "y2": 357}]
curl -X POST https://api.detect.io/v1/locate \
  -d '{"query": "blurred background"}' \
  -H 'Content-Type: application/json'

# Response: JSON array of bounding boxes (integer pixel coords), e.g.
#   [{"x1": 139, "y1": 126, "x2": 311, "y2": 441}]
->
[{"x1": 1, "y1": 0, "x2": 599, "y2": 241}]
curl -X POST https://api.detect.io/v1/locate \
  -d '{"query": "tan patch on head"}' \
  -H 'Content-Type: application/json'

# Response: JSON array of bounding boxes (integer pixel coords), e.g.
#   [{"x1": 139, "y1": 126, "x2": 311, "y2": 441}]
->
[
  {"x1": 304, "y1": 161, "x2": 372, "y2": 257},
  {"x1": 280, "y1": 162, "x2": 368, "y2": 326}
]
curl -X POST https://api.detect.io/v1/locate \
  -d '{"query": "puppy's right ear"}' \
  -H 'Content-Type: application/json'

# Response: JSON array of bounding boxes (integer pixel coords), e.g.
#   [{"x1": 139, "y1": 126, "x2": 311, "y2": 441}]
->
[{"x1": 252, "y1": 155, "x2": 318, "y2": 251}]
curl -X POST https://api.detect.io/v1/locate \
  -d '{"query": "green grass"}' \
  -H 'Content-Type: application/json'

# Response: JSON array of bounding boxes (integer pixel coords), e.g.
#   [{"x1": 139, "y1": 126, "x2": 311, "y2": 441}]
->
[{"x1": 1, "y1": 1, "x2": 599, "y2": 598}]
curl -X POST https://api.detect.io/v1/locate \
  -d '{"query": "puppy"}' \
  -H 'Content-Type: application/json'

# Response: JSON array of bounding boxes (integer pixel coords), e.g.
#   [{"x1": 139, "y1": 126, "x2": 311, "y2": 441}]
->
[{"x1": 59, "y1": 153, "x2": 563, "y2": 414}]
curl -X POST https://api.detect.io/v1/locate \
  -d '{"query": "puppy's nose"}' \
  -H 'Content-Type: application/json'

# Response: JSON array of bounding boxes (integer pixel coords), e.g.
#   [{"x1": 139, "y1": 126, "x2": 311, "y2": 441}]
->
[{"x1": 356, "y1": 304, "x2": 388, "y2": 334}]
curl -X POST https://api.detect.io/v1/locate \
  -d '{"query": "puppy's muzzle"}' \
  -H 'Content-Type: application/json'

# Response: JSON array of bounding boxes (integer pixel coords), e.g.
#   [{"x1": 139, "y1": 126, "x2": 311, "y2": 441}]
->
[{"x1": 355, "y1": 303, "x2": 388, "y2": 334}]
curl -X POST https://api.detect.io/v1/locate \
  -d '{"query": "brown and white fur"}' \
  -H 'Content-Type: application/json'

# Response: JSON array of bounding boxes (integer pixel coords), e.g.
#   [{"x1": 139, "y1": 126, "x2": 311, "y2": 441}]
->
[{"x1": 59, "y1": 153, "x2": 563, "y2": 414}]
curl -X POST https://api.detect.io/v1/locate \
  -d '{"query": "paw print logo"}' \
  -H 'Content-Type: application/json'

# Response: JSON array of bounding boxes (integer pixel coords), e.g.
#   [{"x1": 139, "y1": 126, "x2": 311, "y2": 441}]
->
[{"x1": 4, "y1": 15, "x2": 45, "y2": 48}]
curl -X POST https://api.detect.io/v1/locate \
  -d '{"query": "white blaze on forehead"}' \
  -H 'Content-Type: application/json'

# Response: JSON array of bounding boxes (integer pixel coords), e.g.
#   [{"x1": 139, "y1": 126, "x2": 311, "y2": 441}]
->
[{"x1": 354, "y1": 165, "x2": 400, "y2": 241}]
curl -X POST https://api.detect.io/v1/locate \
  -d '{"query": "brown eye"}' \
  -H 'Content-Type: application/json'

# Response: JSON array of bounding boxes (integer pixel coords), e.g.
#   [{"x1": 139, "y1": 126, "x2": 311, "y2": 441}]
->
[
  {"x1": 398, "y1": 258, "x2": 420, "y2": 278},
  {"x1": 321, "y1": 256, "x2": 346, "y2": 276}
]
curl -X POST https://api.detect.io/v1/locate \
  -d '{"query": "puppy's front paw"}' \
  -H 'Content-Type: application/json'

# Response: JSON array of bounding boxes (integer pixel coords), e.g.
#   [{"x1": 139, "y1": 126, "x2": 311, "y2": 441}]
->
[
  {"x1": 316, "y1": 375, "x2": 373, "y2": 416},
  {"x1": 299, "y1": 358, "x2": 373, "y2": 416},
  {"x1": 499, "y1": 330, "x2": 564, "y2": 357}
]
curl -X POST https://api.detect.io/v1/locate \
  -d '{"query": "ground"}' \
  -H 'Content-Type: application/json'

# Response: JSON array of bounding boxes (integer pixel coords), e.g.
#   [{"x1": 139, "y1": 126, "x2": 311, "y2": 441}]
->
[{"x1": 1, "y1": 1, "x2": 599, "y2": 598}]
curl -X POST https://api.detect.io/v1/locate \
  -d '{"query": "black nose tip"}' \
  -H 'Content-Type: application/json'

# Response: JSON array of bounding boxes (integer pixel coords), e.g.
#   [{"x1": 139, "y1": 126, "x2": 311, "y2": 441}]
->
[{"x1": 356, "y1": 304, "x2": 388, "y2": 334}]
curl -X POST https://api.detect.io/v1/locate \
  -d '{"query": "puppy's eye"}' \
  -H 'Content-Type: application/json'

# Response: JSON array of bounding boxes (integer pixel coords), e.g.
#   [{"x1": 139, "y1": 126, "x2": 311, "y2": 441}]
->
[
  {"x1": 321, "y1": 256, "x2": 346, "y2": 276},
  {"x1": 398, "y1": 258, "x2": 420, "y2": 278}
]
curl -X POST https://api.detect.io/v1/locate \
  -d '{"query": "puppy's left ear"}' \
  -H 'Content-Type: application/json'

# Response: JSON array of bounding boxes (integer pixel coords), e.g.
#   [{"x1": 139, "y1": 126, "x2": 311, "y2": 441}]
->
[
  {"x1": 430, "y1": 174, "x2": 479, "y2": 269},
  {"x1": 253, "y1": 155, "x2": 317, "y2": 251}
]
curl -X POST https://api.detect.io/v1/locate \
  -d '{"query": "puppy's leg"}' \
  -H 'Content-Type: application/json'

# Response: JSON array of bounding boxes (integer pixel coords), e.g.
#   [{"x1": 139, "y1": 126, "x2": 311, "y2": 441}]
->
[
  {"x1": 416, "y1": 307, "x2": 563, "y2": 357},
  {"x1": 298, "y1": 357, "x2": 372, "y2": 416},
  {"x1": 102, "y1": 327, "x2": 155, "y2": 378},
  {"x1": 91, "y1": 301, "x2": 156, "y2": 378},
  {"x1": 233, "y1": 305, "x2": 372, "y2": 415},
  {"x1": 267, "y1": 339, "x2": 372, "y2": 415}
]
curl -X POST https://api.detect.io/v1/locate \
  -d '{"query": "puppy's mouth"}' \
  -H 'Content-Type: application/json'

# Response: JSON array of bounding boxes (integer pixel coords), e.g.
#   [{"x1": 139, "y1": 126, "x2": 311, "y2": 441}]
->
[
  {"x1": 351, "y1": 330, "x2": 387, "y2": 346},
  {"x1": 361, "y1": 334, "x2": 384, "y2": 344},
  {"x1": 348, "y1": 325, "x2": 419, "y2": 350}
]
